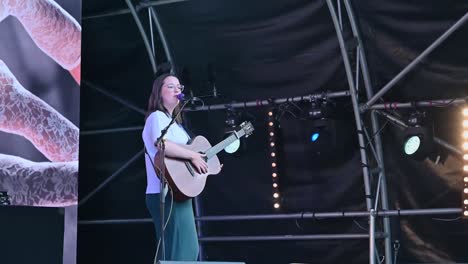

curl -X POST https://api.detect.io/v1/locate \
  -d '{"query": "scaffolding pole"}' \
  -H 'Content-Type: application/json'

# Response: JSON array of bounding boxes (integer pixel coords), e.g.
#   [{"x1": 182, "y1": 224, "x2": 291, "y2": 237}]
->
[
  {"x1": 83, "y1": 81, "x2": 146, "y2": 115},
  {"x1": 184, "y1": 91, "x2": 350, "y2": 111},
  {"x1": 83, "y1": 0, "x2": 189, "y2": 20},
  {"x1": 149, "y1": 8, "x2": 175, "y2": 69},
  {"x1": 137, "y1": 0, "x2": 190, "y2": 10},
  {"x1": 78, "y1": 150, "x2": 144, "y2": 207},
  {"x1": 81, "y1": 126, "x2": 143, "y2": 136},
  {"x1": 367, "y1": 98, "x2": 467, "y2": 110},
  {"x1": 125, "y1": 0, "x2": 157, "y2": 74},
  {"x1": 361, "y1": 12, "x2": 468, "y2": 111},
  {"x1": 198, "y1": 233, "x2": 386, "y2": 242},
  {"x1": 326, "y1": 0, "x2": 374, "y2": 215},
  {"x1": 342, "y1": 1, "x2": 393, "y2": 262},
  {"x1": 78, "y1": 208, "x2": 461, "y2": 225}
]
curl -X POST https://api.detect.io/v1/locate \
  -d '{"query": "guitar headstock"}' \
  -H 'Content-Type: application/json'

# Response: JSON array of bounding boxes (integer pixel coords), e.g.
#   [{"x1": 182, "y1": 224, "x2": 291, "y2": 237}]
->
[{"x1": 239, "y1": 121, "x2": 254, "y2": 138}]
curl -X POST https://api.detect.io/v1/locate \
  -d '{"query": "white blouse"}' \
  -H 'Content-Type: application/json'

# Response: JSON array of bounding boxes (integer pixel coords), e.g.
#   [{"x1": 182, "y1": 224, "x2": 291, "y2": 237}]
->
[{"x1": 142, "y1": 111, "x2": 190, "y2": 194}]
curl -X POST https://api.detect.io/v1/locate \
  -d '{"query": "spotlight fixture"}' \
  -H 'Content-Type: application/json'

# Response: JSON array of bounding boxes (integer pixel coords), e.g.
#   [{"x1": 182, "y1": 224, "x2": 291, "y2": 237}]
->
[
  {"x1": 307, "y1": 99, "x2": 332, "y2": 120},
  {"x1": 311, "y1": 132, "x2": 320, "y2": 142},
  {"x1": 305, "y1": 100, "x2": 330, "y2": 148},
  {"x1": 224, "y1": 108, "x2": 242, "y2": 154},
  {"x1": 402, "y1": 111, "x2": 434, "y2": 161},
  {"x1": 307, "y1": 101, "x2": 324, "y2": 119}
]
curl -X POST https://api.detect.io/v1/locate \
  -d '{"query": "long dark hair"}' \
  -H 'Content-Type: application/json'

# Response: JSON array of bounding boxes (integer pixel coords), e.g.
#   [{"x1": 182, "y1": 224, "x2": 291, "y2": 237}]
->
[{"x1": 145, "y1": 73, "x2": 183, "y2": 124}]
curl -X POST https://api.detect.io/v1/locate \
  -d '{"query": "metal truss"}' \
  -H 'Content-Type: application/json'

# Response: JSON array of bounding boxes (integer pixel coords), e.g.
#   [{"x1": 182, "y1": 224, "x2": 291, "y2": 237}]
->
[
  {"x1": 82, "y1": 0, "x2": 189, "y2": 20},
  {"x1": 325, "y1": 1, "x2": 391, "y2": 262},
  {"x1": 78, "y1": 208, "x2": 460, "y2": 242},
  {"x1": 325, "y1": 2, "x2": 468, "y2": 264},
  {"x1": 361, "y1": 12, "x2": 468, "y2": 111},
  {"x1": 80, "y1": 1, "x2": 468, "y2": 263}
]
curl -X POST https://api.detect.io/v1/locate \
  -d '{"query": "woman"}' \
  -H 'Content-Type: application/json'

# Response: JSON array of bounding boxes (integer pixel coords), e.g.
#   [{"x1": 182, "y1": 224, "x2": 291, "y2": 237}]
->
[{"x1": 142, "y1": 72, "x2": 207, "y2": 261}]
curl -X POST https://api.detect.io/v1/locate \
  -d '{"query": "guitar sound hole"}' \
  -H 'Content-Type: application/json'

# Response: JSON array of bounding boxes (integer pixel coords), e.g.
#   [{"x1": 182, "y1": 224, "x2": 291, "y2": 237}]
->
[
  {"x1": 185, "y1": 161, "x2": 196, "y2": 177},
  {"x1": 198, "y1": 151, "x2": 208, "y2": 162}
]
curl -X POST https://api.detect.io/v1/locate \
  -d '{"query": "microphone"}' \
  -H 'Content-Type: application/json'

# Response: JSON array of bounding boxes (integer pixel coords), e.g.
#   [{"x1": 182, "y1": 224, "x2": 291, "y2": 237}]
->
[{"x1": 177, "y1": 93, "x2": 200, "y2": 102}]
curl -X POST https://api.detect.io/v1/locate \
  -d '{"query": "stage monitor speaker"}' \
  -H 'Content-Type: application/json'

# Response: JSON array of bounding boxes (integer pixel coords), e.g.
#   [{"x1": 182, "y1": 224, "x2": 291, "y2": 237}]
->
[{"x1": 158, "y1": 261, "x2": 245, "y2": 264}]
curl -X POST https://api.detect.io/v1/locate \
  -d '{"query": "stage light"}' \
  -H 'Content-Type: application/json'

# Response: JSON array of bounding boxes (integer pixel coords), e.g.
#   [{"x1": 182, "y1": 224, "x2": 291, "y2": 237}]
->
[
  {"x1": 307, "y1": 99, "x2": 332, "y2": 120},
  {"x1": 404, "y1": 135, "x2": 421, "y2": 155},
  {"x1": 225, "y1": 107, "x2": 239, "y2": 127},
  {"x1": 307, "y1": 101, "x2": 323, "y2": 119},
  {"x1": 402, "y1": 127, "x2": 433, "y2": 160},
  {"x1": 464, "y1": 211, "x2": 468, "y2": 217},
  {"x1": 464, "y1": 199, "x2": 468, "y2": 205},
  {"x1": 463, "y1": 142, "x2": 468, "y2": 150},
  {"x1": 464, "y1": 154, "x2": 468, "y2": 160},
  {"x1": 268, "y1": 108, "x2": 281, "y2": 210},
  {"x1": 464, "y1": 188, "x2": 468, "y2": 194},
  {"x1": 464, "y1": 120, "x2": 468, "y2": 127},
  {"x1": 464, "y1": 177, "x2": 468, "y2": 182},
  {"x1": 311, "y1": 132, "x2": 320, "y2": 142},
  {"x1": 224, "y1": 139, "x2": 240, "y2": 154},
  {"x1": 463, "y1": 131, "x2": 468, "y2": 138},
  {"x1": 304, "y1": 100, "x2": 338, "y2": 150},
  {"x1": 401, "y1": 111, "x2": 434, "y2": 161},
  {"x1": 464, "y1": 165, "x2": 468, "y2": 172},
  {"x1": 223, "y1": 108, "x2": 243, "y2": 154},
  {"x1": 407, "y1": 111, "x2": 425, "y2": 126}
]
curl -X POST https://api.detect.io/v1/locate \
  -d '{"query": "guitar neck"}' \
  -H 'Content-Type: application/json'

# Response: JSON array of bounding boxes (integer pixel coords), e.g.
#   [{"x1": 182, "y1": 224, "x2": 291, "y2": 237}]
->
[{"x1": 205, "y1": 133, "x2": 241, "y2": 159}]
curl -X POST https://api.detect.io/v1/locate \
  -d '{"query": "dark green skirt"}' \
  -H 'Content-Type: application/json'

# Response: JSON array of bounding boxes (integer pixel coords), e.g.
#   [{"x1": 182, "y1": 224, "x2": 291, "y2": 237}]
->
[{"x1": 146, "y1": 193, "x2": 199, "y2": 261}]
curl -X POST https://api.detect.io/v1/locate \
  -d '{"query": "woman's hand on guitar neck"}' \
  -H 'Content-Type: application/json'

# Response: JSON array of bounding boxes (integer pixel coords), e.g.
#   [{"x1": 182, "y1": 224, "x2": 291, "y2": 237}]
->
[{"x1": 190, "y1": 152, "x2": 208, "y2": 174}]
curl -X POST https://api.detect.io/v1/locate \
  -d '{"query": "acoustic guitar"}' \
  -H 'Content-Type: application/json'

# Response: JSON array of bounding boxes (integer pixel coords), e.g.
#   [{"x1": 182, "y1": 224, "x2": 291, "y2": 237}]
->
[{"x1": 154, "y1": 121, "x2": 254, "y2": 201}]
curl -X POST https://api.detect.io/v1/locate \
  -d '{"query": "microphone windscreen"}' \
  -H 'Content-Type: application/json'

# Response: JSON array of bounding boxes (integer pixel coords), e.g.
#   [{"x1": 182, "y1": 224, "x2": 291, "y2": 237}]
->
[{"x1": 176, "y1": 93, "x2": 185, "y2": 101}]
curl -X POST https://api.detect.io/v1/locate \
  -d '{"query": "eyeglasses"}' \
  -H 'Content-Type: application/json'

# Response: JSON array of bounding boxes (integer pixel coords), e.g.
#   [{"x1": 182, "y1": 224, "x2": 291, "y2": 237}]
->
[{"x1": 165, "y1": 84, "x2": 185, "y2": 92}]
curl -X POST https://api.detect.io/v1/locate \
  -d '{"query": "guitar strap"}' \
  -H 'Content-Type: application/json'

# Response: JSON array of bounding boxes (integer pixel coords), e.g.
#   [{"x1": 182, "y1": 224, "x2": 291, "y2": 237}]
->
[{"x1": 144, "y1": 147, "x2": 169, "y2": 198}]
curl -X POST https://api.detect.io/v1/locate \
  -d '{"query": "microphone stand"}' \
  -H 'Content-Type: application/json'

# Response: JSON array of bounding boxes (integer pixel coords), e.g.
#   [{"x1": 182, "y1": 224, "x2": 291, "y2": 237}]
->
[{"x1": 154, "y1": 98, "x2": 192, "y2": 261}]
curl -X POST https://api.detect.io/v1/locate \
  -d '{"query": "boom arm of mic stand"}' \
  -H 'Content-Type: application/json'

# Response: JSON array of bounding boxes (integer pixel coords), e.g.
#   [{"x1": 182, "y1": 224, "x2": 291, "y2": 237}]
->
[{"x1": 154, "y1": 100, "x2": 192, "y2": 147}]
